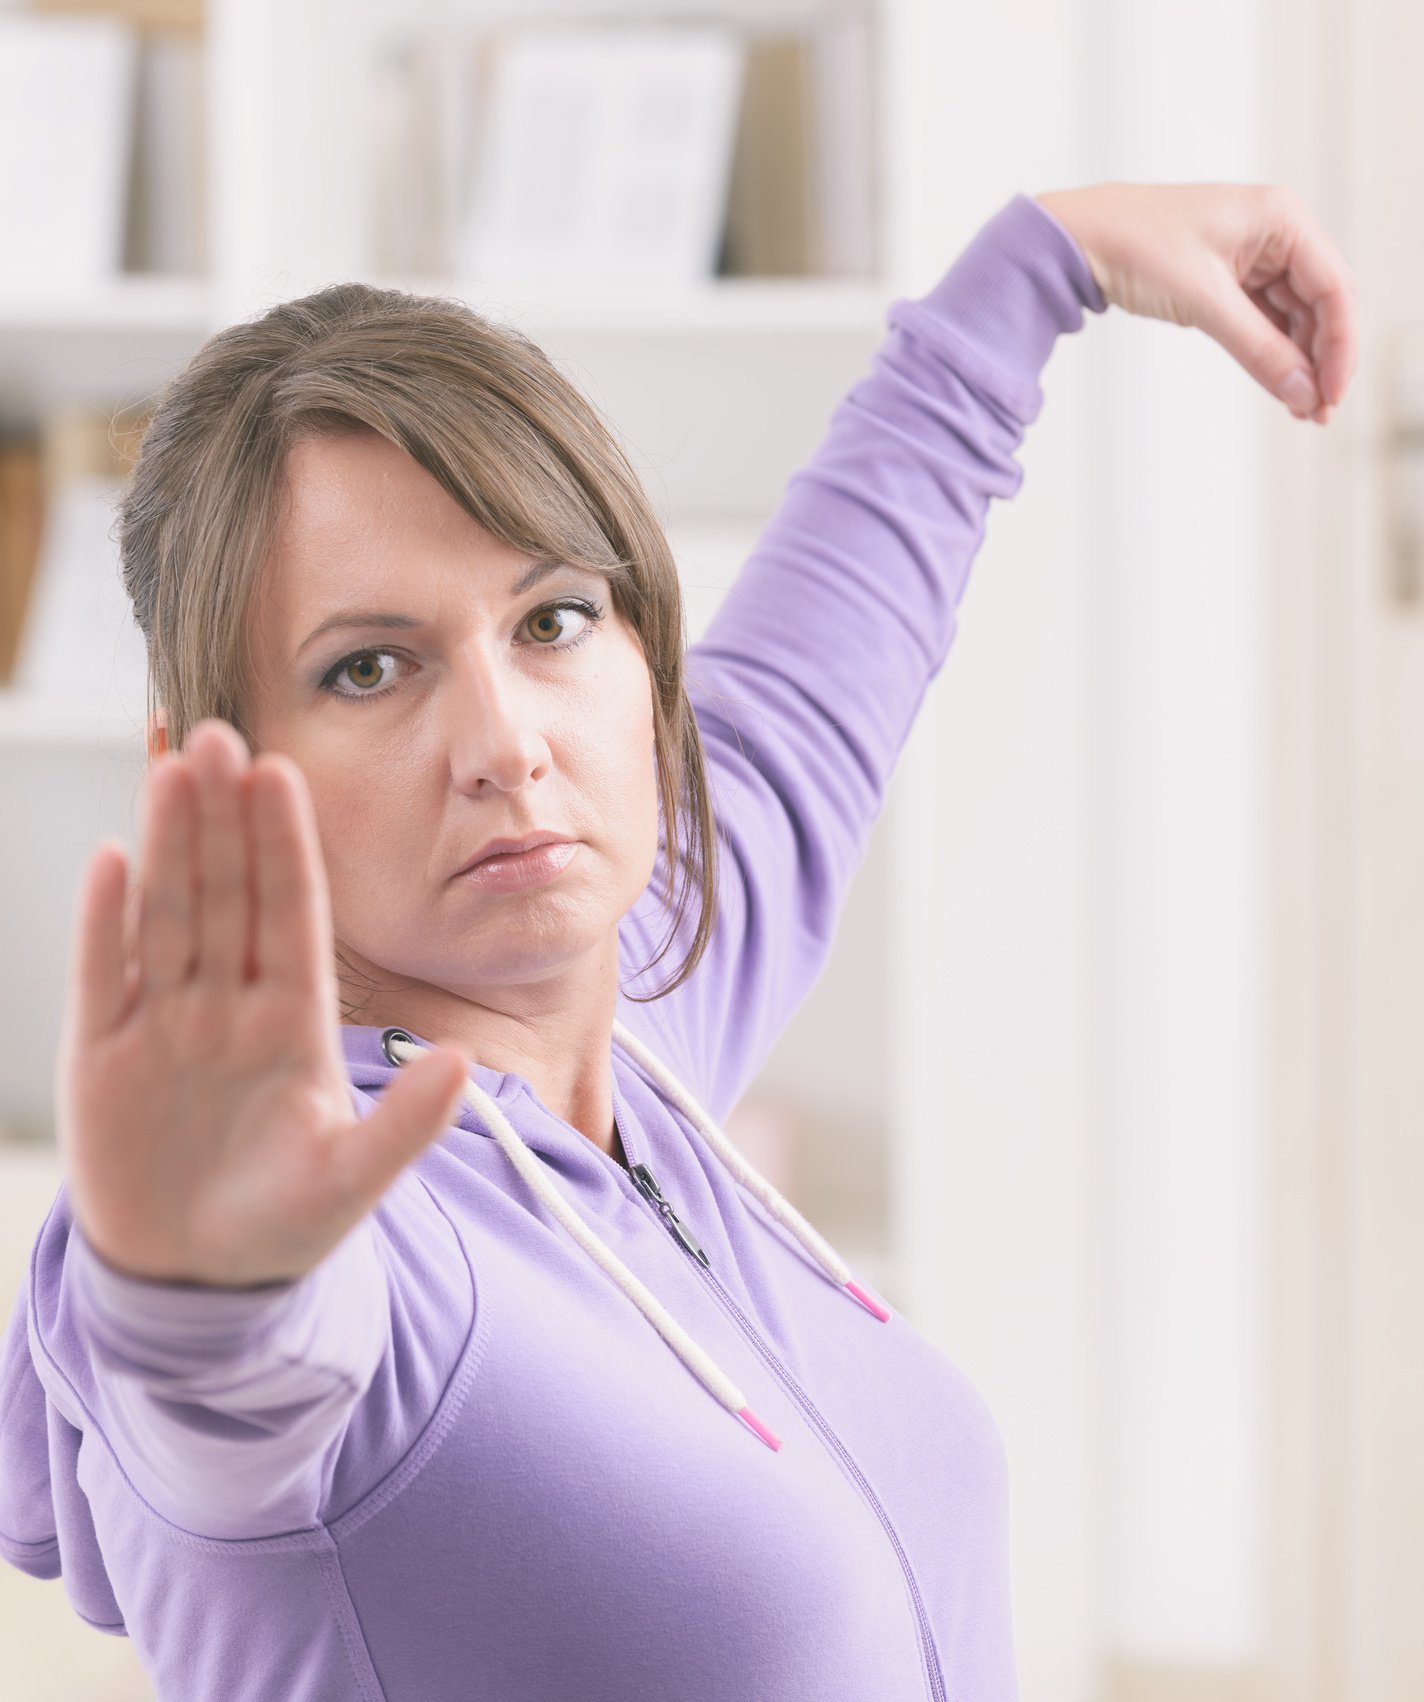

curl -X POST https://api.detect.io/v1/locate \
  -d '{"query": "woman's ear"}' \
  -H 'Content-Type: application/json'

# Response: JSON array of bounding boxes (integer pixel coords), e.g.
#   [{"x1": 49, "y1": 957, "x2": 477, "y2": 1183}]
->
[{"x1": 147, "y1": 710, "x2": 169, "y2": 760}]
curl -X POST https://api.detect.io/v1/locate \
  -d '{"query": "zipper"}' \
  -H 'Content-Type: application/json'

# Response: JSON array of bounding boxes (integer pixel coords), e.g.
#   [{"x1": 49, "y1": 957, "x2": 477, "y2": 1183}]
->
[
  {"x1": 628, "y1": 1163, "x2": 711, "y2": 1268},
  {"x1": 626, "y1": 1158, "x2": 947, "y2": 1702}
]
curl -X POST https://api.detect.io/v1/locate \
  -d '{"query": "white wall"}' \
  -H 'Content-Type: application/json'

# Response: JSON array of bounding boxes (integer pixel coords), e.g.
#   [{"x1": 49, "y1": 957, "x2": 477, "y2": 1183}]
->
[
  {"x1": 1093, "y1": 0, "x2": 1269, "y2": 1669},
  {"x1": 886, "y1": 3, "x2": 1103, "y2": 1698},
  {"x1": 888, "y1": 0, "x2": 1271, "y2": 1690}
]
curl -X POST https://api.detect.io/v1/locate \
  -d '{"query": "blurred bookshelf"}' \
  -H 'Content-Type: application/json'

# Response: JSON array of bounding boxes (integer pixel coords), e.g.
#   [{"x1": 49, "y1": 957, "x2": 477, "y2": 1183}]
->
[
  {"x1": 0, "y1": 0, "x2": 906, "y2": 1312},
  {"x1": 2, "y1": 7, "x2": 909, "y2": 1686}
]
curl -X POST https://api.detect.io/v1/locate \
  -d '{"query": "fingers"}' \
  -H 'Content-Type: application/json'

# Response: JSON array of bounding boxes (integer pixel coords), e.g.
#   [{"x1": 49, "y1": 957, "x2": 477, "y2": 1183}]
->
[
  {"x1": 134, "y1": 721, "x2": 255, "y2": 993},
  {"x1": 129, "y1": 720, "x2": 332, "y2": 1001},
  {"x1": 1277, "y1": 213, "x2": 1360, "y2": 409},
  {"x1": 135, "y1": 753, "x2": 197, "y2": 991},
  {"x1": 1196, "y1": 262, "x2": 1325, "y2": 418},
  {"x1": 338, "y1": 1046, "x2": 470, "y2": 1215},
  {"x1": 67, "y1": 837, "x2": 135, "y2": 1045},
  {"x1": 189, "y1": 721, "x2": 256, "y2": 982},
  {"x1": 131, "y1": 719, "x2": 260, "y2": 996},
  {"x1": 1251, "y1": 276, "x2": 1341, "y2": 423},
  {"x1": 1262, "y1": 273, "x2": 1356, "y2": 416},
  {"x1": 1260, "y1": 278, "x2": 1313, "y2": 359},
  {"x1": 249, "y1": 749, "x2": 337, "y2": 996}
]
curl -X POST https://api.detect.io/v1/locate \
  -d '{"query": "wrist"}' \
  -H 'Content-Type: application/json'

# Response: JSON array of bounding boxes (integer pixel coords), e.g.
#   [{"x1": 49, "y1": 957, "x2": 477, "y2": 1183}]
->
[{"x1": 1031, "y1": 188, "x2": 1112, "y2": 301}]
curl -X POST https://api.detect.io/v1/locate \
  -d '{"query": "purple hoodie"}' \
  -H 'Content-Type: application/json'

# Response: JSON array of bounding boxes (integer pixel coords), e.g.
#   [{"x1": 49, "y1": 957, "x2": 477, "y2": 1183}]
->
[{"x1": 0, "y1": 193, "x2": 1106, "y2": 1701}]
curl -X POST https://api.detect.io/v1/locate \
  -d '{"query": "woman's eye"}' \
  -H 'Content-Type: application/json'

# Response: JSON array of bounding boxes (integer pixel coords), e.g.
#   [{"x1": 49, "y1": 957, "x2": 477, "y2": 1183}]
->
[
  {"x1": 522, "y1": 600, "x2": 600, "y2": 646},
  {"x1": 320, "y1": 649, "x2": 405, "y2": 703}
]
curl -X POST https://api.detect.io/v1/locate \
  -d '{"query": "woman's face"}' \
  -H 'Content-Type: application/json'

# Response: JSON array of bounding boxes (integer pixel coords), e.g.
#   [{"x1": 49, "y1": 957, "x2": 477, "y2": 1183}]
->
[{"x1": 241, "y1": 429, "x2": 661, "y2": 1011}]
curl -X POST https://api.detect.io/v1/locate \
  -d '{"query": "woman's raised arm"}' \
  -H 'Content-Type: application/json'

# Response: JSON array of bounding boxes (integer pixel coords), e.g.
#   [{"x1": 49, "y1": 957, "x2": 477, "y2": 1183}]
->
[
  {"x1": 620, "y1": 184, "x2": 1355, "y2": 1123},
  {"x1": 619, "y1": 192, "x2": 1104, "y2": 1115}
]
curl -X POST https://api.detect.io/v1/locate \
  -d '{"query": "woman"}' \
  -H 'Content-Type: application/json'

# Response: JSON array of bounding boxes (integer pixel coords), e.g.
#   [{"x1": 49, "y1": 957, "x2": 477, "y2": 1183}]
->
[{"x1": 0, "y1": 183, "x2": 1356, "y2": 1700}]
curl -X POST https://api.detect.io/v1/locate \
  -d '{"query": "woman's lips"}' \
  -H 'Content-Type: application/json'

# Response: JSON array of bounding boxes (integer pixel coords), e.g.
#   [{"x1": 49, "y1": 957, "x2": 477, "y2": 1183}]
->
[{"x1": 454, "y1": 840, "x2": 579, "y2": 893}]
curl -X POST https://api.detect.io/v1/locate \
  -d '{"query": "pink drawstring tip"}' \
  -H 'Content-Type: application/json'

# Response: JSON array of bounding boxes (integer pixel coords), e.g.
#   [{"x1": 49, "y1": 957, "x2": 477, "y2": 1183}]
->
[
  {"x1": 845, "y1": 1279, "x2": 892, "y2": 1322},
  {"x1": 738, "y1": 1405, "x2": 783, "y2": 1451}
]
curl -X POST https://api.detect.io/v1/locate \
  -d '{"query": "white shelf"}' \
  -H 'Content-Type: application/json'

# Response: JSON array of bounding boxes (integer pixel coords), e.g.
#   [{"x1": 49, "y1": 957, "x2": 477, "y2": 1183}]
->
[
  {"x1": 0, "y1": 692, "x2": 145, "y2": 750},
  {"x1": 0, "y1": 274, "x2": 894, "y2": 343},
  {"x1": 366, "y1": 273, "x2": 896, "y2": 337},
  {"x1": 0, "y1": 274, "x2": 213, "y2": 333}
]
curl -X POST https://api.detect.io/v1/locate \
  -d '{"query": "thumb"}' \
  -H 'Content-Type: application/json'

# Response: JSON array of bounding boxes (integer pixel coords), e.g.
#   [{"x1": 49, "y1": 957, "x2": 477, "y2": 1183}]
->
[
  {"x1": 348, "y1": 1046, "x2": 471, "y2": 1203},
  {"x1": 1193, "y1": 259, "x2": 1322, "y2": 417}
]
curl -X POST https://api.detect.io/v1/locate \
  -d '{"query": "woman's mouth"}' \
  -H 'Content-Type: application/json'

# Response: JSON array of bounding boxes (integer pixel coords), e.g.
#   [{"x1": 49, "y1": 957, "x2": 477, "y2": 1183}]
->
[{"x1": 453, "y1": 840, "x2": 580, "y2": 893}]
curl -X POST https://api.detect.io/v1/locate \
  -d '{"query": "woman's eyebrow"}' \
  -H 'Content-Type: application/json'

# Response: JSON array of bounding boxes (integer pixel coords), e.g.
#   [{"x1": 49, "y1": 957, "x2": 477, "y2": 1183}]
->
[
  {"x1": 295, "y1": 610, "x2": 423, "y2": 659},
  {"x1": 294, "y1": 561, "x2": 610, "y2": 659}
]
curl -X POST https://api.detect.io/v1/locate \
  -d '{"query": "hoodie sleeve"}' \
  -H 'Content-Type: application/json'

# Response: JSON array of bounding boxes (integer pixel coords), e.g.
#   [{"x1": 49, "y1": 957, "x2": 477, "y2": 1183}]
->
[
  {"x1": 56, "y1": 1212, "x2": 389, "y2": 1541},
  {"x1": 2, "y1": 1131, "x2": 474, "y2": 1571},
  {"x1": 617, "y1": 192, "x2": 1107, "y2": 1121}
]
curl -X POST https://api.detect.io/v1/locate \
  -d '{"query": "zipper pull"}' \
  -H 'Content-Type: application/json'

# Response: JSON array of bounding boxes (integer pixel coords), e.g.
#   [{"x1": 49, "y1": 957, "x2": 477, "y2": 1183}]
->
[{"x1": 629, "y1": 1163, "x2": 712, "y2": 1269}]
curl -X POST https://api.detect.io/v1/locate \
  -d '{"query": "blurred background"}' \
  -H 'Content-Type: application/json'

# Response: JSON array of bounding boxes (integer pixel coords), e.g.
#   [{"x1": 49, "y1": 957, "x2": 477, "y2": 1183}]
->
[{"x1": 0, "y1": 0, "x2": 1418, "y2": 1697}]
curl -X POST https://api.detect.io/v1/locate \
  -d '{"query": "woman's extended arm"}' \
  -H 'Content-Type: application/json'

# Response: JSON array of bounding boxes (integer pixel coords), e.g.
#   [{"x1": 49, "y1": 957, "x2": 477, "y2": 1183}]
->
[
  {"x1": 39, "y1": 1205, "x2": 389, "y2": 1539},
  {"x1": 3, "y1": 723, "x2": 473, "y2": 1544}
]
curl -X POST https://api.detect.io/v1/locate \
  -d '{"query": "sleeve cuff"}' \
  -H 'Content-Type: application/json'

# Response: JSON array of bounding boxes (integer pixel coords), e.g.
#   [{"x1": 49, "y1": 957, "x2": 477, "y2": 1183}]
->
[
  {"x1": 884, "y1": 192, "x2": 1109, "y2": 425},
  {"x1": 68, "y1": 1216, "x2": 385, "y2": 1384}
]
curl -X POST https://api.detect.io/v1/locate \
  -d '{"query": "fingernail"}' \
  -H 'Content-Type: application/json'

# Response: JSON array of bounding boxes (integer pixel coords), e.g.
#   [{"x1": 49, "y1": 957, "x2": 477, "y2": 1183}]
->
[{"x1": 1277, "y1": 369, "x2": 1319, "y2": 413}]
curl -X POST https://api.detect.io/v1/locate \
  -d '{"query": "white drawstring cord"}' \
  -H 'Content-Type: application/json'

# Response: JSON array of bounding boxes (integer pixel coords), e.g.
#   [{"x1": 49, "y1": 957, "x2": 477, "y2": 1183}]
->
[
  {"x1": 382, "y1": 1021, "x2": 893, "y2": 1450},
  {"x1": 384, "y1": 1029, "x2": 782, "y2": 1451},
  {"x1": 609, "y1": 1021, "x2": 892, "y2": 1323}
]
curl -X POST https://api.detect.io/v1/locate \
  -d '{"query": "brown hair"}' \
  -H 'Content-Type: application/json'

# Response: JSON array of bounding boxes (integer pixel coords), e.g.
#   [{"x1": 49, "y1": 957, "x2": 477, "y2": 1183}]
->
[{"x1": 115, "y1": 281, "x2": 719, "y2": 1005}]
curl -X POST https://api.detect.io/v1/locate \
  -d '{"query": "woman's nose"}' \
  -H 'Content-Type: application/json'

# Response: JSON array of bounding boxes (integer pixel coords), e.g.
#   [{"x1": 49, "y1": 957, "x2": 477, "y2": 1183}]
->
[{"x1": 443, "y1": 656, "x2": 552, "y2": 793}]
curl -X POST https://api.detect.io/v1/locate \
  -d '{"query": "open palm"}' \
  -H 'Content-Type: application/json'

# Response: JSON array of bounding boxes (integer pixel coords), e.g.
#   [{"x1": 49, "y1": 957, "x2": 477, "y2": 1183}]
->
[{"x1": 56, "y1": 719, "x2": 469, "y2": 1289}]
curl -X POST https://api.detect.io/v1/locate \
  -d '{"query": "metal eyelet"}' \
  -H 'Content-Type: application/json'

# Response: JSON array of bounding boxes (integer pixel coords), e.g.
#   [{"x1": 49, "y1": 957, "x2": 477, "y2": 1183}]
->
[{"x1": 380, "y1": 1027, "x2": 419, "y2": 1067}]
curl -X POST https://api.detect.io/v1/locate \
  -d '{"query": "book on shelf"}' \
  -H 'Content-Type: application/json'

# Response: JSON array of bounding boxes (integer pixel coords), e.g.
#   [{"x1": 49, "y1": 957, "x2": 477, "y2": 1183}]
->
[
  {"x1": 370, "y1": 22, "x2": 485, "y2": 283},
  {"x1": 0, "y1": 12, "x2": 140, "y2": 285},
  {"x1": 0, "y1": 438, "x2": 45, "y2": 689},
  {"x1": 123, "y1": 22, "x2": 208, "y2": 274},
  {"x1": 368, "y1": 10, "x2": 878, "y2": 288},
  {"x1": 0, "y1": 4, "x2": 205, "y2": 286},
  {"x1": 456, "y1": 20, "x2": 745, "y2": 288},
  {"x1": 32, "y1": 0, "x2": 203, "y2": 31},
  {"x1": 721, "y1": 12, "x2": 879, "y2": 280}
]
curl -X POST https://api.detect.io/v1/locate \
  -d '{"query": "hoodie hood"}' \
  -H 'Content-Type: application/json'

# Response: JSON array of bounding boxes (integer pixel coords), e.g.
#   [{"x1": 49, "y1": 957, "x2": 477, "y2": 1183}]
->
[{"x1": 0, "y1": 1194, "x2": 131, "y2": 1629}]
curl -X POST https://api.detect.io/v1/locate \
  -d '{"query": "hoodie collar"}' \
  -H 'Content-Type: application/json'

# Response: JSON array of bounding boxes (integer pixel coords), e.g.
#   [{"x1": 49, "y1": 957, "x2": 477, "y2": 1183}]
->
[
  {"x1": 340, "y1": 1023, "x2": 523, "y2": 1114},
  {"x1": 338, "y1": 1022, "x2": 645, "y2": 1171}
]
